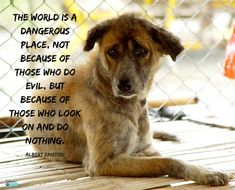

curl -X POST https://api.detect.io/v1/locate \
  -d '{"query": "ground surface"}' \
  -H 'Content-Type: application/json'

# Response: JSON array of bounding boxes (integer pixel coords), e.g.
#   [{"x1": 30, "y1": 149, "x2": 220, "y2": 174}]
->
[{"x1": 0, "y1": 120, "x2": 235, "y2": 190}]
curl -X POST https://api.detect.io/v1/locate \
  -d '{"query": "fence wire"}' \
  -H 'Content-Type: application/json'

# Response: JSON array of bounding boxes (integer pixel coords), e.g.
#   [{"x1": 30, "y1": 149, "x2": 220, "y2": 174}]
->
[{"x1": 0, "y1": 0, "x2": 235, "y2": 138}]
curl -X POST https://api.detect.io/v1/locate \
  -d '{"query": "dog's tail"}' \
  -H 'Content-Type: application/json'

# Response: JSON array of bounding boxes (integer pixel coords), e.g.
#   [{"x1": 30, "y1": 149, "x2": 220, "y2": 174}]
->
[{"x1": 153, "y1": 131, "x2": 180, "y2": 142}]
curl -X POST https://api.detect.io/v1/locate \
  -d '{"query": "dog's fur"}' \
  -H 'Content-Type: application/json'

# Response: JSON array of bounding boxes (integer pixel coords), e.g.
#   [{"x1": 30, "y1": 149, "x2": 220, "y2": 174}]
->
[{"x1": 26, "y1": 14, "x2": 232, "y2": 186}]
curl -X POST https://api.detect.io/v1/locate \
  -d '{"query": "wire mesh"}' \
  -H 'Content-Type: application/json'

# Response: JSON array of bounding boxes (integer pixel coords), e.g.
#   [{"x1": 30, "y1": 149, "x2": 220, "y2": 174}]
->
[{"x1": 0, "y1": 0, "x2": 235, "y2": 138}]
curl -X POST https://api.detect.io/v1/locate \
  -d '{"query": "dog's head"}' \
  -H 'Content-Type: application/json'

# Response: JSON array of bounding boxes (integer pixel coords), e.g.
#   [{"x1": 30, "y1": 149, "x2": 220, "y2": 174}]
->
[{"x1": 84, "y1": 14, "x2": 183, "y2": 99}]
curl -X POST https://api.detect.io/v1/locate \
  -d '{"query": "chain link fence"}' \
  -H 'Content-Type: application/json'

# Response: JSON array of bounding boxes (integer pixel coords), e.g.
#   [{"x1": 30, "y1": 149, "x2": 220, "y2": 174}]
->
[{"x1": 0, "y1": 0, "x2": 235, "y2": 138}]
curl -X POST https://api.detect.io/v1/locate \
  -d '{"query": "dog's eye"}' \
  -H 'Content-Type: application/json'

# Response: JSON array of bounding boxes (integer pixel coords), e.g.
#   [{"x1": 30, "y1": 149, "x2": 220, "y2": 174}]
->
[
  {"x1": 107, "y1": 48, "x2": 117, "y2": 58},
  {"x1": 134, "y1": 47, "x2": 148, "y2": 57}
]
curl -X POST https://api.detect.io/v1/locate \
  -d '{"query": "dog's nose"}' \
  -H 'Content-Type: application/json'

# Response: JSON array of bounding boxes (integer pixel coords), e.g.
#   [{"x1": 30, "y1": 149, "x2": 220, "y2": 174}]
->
[{"x1": 118, "y1": 79, "x2": 131, "y2": 92}]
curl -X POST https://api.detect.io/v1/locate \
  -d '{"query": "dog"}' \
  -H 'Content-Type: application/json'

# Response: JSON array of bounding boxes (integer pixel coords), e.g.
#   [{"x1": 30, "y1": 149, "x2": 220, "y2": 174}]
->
[{"x1": 25, "y1": 14, "x2": 233, "y2": 186}]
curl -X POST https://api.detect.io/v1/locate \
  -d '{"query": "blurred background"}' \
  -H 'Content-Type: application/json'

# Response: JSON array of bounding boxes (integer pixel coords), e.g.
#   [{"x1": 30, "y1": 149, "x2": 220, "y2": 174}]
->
[{"x1": 0, "y1": 0, "x2": 235, "y2": 138}]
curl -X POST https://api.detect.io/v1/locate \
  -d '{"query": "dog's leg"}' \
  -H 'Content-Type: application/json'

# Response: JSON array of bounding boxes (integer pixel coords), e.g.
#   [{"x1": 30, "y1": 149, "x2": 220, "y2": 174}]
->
[
  {"x1": 92, "y1": 154, "x2": 233, "y2": 186},
  {"x1": 85, "y1": 128, "x2": 232, "y2": 185},
  {"x1": 84, "y1": 114, "x2": 232, "y2": 186}
]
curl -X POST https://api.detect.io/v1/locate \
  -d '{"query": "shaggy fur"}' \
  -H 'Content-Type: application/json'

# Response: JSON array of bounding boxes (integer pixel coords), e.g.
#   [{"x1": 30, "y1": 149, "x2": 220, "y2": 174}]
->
[{"x1": 25, "y1": 14, "x2": 232, "y2": 186}]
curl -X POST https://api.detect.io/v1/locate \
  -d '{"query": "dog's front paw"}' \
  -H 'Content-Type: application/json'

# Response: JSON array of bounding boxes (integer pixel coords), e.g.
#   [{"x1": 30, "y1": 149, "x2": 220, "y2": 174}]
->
[
  {"x1": 203, "y1": 171, "x2": 232, "y2": 186},
  {"x1": 184, "y1": 164, "x2": 234, "y2": 186},
  {"x1": 197, "y1": 169, "x2": 233, "y2": 186}
]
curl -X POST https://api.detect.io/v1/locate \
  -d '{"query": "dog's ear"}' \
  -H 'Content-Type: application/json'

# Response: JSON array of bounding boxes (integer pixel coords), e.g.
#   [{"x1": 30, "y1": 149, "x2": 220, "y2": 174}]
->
[
  {"x1": 83, "y1": 22, "x2": 110, "y2": 51},
  {"x1": 149, "y1": 26, "x2": 184, "y2": 61}
]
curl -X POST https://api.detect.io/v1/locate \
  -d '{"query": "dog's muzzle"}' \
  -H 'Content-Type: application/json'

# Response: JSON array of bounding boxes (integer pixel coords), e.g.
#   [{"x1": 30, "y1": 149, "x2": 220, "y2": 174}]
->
[{"x1": 115, "y1": 79, "x2": 137, "y2": 99}]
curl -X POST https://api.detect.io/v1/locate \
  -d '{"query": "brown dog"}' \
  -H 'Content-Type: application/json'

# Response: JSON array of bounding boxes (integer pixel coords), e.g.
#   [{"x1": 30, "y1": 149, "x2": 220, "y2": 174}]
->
[{"x1": 25, "y1": 14, "x2": 232, "y2": 186}]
